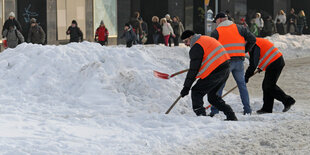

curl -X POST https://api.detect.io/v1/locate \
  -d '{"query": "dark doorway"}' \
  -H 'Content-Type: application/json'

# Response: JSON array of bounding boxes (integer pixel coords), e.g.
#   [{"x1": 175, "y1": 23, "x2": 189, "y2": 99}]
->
[
  {"x1": 140, "y1": 0, "x2": 168, "y2": 44},
  {"x1": 291, "y1": 0, "x2": 310, "y2": 34},
  {"x1": 17, "y1": 0, "x2": 47, "y2": 43},
  {"x1": 247, "y1": 0, "x2": 274, "y2": 20},
  {"x1": 193, "y1": 0, "x2": 204, "y2": 34}
]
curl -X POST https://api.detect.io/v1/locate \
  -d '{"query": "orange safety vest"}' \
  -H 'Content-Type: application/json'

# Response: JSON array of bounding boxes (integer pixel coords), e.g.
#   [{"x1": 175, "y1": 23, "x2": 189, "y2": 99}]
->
[
  {"x1": 194, "y1": 36, "x2": 230, "y2": 79},
  {"x1": 216, "y1": 24, "x2": 246, "y2": 57},
  {"x1": 256, "y1": 38, "x2": 283, "y2": 71}
]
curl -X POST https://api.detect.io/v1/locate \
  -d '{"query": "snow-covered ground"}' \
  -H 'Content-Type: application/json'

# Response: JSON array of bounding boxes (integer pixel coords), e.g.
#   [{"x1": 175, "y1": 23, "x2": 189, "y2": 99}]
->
[{"x1": 0, "y1": 34, "x2": 309, "y2": 154}]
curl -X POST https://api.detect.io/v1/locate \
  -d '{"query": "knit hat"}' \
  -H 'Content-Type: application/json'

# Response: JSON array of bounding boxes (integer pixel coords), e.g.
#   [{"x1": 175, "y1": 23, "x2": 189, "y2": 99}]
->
[
  {"x1": 213, "y1": 12, "x2": 227, "y2": 23},
  {"x1": 181, "y1": 30, "x2": 195, "y2": 40},
  {"x1": 100, "y1": 20, "x2": 104, "y2": 25},
  {"x1": 30, "y1": 18, "x2": 36, "y2": 24},
  {"x1": 9, "y1": 12, "x2": 15, "y2": 18},
  {"x1": 72, "y1": 20, "x2": 77, "y2": 25},
  {"x1": 125, "y1": 23, "x2": 130, "y2": 27}
]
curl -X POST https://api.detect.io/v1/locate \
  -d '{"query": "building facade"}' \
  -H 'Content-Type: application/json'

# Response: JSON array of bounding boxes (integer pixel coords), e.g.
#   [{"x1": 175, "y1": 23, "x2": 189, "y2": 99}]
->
[{"x1": 0, "y1": 0, "x2": 309, "y2": 46}]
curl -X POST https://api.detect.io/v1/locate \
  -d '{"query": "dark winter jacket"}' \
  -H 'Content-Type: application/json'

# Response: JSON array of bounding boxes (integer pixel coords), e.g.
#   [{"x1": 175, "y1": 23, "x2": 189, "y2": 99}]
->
[
  {"x1": 297, "y1": 16, "x2": 307, "y2": 26},
  {"x1": 171, "y1": 21, "x2": 180, "y2": 36},
  {"x1": 121, "y1": 26, "x2": 137, "y2": 43},
  {"x1": 245, "y1": 45, "x2": 283, "y2": 79},
  {"x1": 211, "y1": 21, "x2": 256, "y2": 61},
  {"x1": 263, "y1": 19, "x2": 273, "y2": 36},
  {"x1": 129, "y1": 18, "x2": 143, "y2": 36},
  {"x1": 2, "y1": 18, "x2": 22, "y2": 35},
  {"x1": 183, "y1": 34, "x2": 230, "y2": 89},
  {"x1": 152, "y1": 22, "x2": 162, "y2": 35},
  {"x1": 27, "y1": 24, "x2": 45, "y2": 44},
  {"x1": 95, "y1": 26, "x2": 109, "y2": 41},
  {"x1": 66, "y1": 25, "x2": 83, "y2": 42},
  {"x1": 3, "y1": 27, "x2": 24, "y2": 48},
  {"x1": 141, "y1": 21, "x2": 148, "y2": 36},
  {"x1": 287, "y1": 13, "x2": 297, "y2": 25}
]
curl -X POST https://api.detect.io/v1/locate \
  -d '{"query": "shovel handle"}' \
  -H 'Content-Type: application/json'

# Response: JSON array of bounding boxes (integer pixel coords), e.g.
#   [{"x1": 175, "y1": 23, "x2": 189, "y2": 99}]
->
[
  {"x1": 170, "y1": 69, "x2": 189, "y2": 78},
  {"x1": 165, "y1": 96, "x2": 182, "y2": 114}
]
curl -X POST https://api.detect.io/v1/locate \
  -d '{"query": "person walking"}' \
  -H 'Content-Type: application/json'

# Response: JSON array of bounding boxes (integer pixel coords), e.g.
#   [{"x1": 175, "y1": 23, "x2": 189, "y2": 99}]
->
[
  {"x1": 129, "y1": 12, "x2": 143, "y2": 43},
  {"x1": 2, "y1": 25, "x2": 24, "y2": 48},
  {"x1": 210, "y1": 12, "x2": 256, "y2": 116},
  {"x1": 2, "y1": 12, "x2": 22, "y2": 35},
  {"x1": 245, "y1": 38, "x2": 295, "y2": 114},
  {"x1": 151, "y1": 16, "x2": 162, "y2": 45},
  {"x1": 171, "y1": 16, "x2": 180, "y2": 46},
  {"x1": 27, "y1": 18, "x2": 45, "y2": 44},
  {"x1": 165, "y1": 14, "x2": 173, "y2": 46},
  {"x1": 250, "y1": 19, "x2": 259, "y2": 36},
  {"x1": 120, "y1": 23, "x2": 137, "y2": 48},
  {"x1": 287, "y1": 8, "x2": 297, "y2": 34},
  {"x1": 160, "y1": 18, "x2": 175, "y2": 46},
  {"x1": 274, "y1": 10, "x2": 286, "y2": 35},
  {"x1": 296, "y1": 10, "x2": 308, "y2": 35},
  {"x1": 263, "y1": 16, "x2": 274, "y2": 37},
  {"x1": 95, "y1": 20, "x2": 109, "y2": 46},
  {"x1": 66, "y1": 20, "x2": 83, "y2": 43},
  {"x1": 255, "y1": 13, "x2": 264, "y2": 36},
  {"x1": 179, "y1": 30, "x2": 237, "y2": 120},
  {"x1": 240, "y1": 17, "x2": 248, "y2": 29},
  {"x1": 139, "y1": 17, "x2": 148, "y2": 44}
]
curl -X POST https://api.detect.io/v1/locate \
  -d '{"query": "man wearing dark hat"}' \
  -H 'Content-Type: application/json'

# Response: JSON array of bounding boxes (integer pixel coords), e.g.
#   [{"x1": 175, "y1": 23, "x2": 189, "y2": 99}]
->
[
  {"x1": 179, "y1": 30, "x2": 237, "y2": 121},
  {"x1": 209, "y1": 12, "x2": 256, "y2": 116},
  {"x1": 66, "y1": 20, "x2": 83, "y2": 42},
  {"x1": 27, "y1": 18, "x2": 45, "y2": 44}
]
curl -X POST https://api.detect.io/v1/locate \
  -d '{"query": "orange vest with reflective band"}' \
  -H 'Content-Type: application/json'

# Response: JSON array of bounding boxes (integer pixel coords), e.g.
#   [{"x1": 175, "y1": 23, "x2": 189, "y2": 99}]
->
[
  {"x1": 216, "y1": 24, "x2": 246, "y2": 57},
  {"x1": 256, "y1": 38, "x2": 283, "y2": 71},
  {"x1": 194, "y1": 36, "x2": 230, "y2": 79}
]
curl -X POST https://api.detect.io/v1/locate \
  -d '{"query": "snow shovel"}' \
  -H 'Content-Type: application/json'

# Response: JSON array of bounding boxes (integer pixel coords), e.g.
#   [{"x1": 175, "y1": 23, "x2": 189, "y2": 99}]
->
[
  {"x1": 154, "y1": 69, "x2": 189, "y2": 79},
  {"x1": 165, "y1": 86, "x2": 235, "y2": 114}
]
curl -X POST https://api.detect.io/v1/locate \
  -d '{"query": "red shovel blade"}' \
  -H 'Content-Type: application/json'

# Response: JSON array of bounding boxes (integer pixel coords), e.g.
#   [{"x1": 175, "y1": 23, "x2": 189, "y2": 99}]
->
[{"x1": 154, "y1": 70, "x2": 170, "y2": 79}]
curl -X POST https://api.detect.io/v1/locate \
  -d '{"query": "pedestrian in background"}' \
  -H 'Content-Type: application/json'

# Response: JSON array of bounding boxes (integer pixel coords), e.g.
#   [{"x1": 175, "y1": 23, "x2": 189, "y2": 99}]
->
[
  {"x1": 255, "y1": 13, "x2": 264, "y2": 36},
  {"x1": 160, "y1": 18, "x2": 175, "y2": 46},
  {"x1": 240, "y1": 17, "x2": 248, "y2": 29},
  {"x1": 263, "y1": 16, "x2": 274, "y2": 36},
  {"x1": 171, "y1": 16, "x2": 180, "y2": 46},
  {"x1": 129, "y1": 12, "x2": 143, "y2": 43},
  {"x1": 287, "y1": 8, "x2": 297, "y2": 34},
  {"x1": 151, "y1": 16, "x2": 162, "y2": 45},
  {"x1": 66, "y1": 20, "x2": 83, "y2": 43},
  {"x1": 296, "y1": 10, "x2": 308, "y2": 35},
  {"x1": 120, "y1": 23, "x2": 137, "y2": 48},
  {"x1": 2, "y1": 25, "x2": 24, "y2": 48},
  {"x1": 165, "y1": 14, "x2": 173, "y2": 46},
  {"x1": 2, "y1": 12, "x2": 22, "y2": 36},
  {"x1": 139, "y1": 17, "x2": 148, "y2": 44},
  {"x1": 27, "y1": 18, "x2": 45, "y2": 44},
  {"x1": 95, "y1": 20, "x2": 109, "y2": 46},
  {"x1": 250, "y1": 19, "x2": 259, "y2": 36},
  {"x1": 274, "y1": 10, "x2": 286, "y2": 35}
]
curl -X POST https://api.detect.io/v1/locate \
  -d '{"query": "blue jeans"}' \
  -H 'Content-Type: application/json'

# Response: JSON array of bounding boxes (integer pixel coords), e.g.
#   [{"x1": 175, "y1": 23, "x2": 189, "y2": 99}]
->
[
  {"x1": 153, "y1": 34, "x2": 160, "y2": 44},
  {"x1": 211, "y1": 59, "x2": 251, "y2": 114}
]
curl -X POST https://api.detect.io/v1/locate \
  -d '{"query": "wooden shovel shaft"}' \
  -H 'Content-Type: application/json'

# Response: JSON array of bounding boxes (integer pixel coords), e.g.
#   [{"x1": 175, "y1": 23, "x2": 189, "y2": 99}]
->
[
  {"x1": 165, "y1": 96, "x2": 182, "y2": 114},
  {"x1": 170, "y1": 69, "x2": 189, "y2": 78}
]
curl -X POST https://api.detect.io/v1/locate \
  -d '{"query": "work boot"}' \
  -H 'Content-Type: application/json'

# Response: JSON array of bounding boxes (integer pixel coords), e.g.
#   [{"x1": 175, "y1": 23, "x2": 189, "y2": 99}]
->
[
  {"x1": 224, "y1": 113, "x2": 238, "y2": 121},
  {"x1": 256, "y1": 109, "x2": 272, "y2": 114},
  {"x1": 283, "y1": 96, "x2": 296, "y2": 112}
]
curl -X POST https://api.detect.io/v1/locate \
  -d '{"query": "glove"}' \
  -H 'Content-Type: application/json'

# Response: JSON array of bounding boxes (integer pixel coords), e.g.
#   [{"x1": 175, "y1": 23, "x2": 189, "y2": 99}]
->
[
  {"x1": 257, "y1": 68, "x2": 263, "y2": 73},
  {"x1": 180, "y1": 87, "x2": 190, "y2": 97},
  {"x1": 245, "y1": 75, "x2": 249, "y2": 83}
]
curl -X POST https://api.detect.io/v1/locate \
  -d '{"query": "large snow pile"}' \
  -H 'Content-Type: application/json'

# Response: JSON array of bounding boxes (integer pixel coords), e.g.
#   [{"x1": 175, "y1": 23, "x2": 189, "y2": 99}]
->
[
  {"x1": 266, "y1": 34, "x2": 310, "y2": 59},
  {"x1": 0, "y1": 34, "x2": 309, "y2": 154}
]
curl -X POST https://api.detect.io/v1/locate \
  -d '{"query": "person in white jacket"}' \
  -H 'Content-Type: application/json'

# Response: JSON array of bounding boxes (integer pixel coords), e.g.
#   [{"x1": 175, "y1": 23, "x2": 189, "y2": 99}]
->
[
  {"x1": 160, "y1": 18, "x2": 175, "y2": 46},
  {"x1": 274, "y1": 10, "x2": 286, "y2": 34},
  {"x1": 255, "y1": 13, "x2": 264, "y2": 36}
]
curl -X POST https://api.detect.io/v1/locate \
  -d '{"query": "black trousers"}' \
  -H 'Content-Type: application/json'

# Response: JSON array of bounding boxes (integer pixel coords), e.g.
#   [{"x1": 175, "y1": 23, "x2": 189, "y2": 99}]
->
[
  {"x1": 173, "y1": 34, "x2": 179, "y2": 46},
  {"x1": 261, "y1": 56, "x2": 291, "y2": 112},
  {"x1": 98, "y1": 40, "x2": 107, "y2": 46},
  {"x1": 126, "y1": 41, "x2": 133, "y2": 48},
  {"x1": 191, "y1": 62, "x2": 236, "y2": 119}
]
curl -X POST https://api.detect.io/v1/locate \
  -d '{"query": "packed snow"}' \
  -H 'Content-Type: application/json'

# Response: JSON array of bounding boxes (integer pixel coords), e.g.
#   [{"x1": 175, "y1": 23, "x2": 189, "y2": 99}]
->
[{"x1": 0, "y1": 34, "x2": 309, "y2": 154}]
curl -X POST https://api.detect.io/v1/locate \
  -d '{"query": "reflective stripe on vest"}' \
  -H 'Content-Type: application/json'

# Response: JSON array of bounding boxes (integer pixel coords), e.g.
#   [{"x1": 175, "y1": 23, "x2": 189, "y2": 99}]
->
[
  {"x1": 194, "y1": 36, "x2": 230, "y2": 79},
  {"x1": 256, "y1": 38, "x2": 283, "y2": 71},
  {"x1": 217, "y1": 24, "x2": 246, "y2": 57}
]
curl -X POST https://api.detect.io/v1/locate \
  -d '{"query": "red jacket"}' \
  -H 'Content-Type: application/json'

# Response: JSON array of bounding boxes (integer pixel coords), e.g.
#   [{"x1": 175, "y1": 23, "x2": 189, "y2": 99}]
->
[{"x1": 96, "y1": 26, "x2": 109, "y2": 41}]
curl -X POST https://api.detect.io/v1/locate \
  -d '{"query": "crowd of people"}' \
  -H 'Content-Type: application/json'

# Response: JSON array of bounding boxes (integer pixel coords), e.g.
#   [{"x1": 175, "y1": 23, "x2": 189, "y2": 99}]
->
[
  {"x1": 121, "y1": 11, "x2": 184, "y2": 47},
  {"x1": 237, "y1": 8, "x2": 308, "y2": 37}
]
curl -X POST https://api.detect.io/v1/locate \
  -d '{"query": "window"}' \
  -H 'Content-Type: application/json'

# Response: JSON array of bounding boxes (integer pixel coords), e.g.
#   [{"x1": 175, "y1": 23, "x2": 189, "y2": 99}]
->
[
  {"x1": 57, "y1": 0, "x2": 86, "y2": 40},
  {"x1": 94, "y1": 0, "x2": 117, "y2": 37}
]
